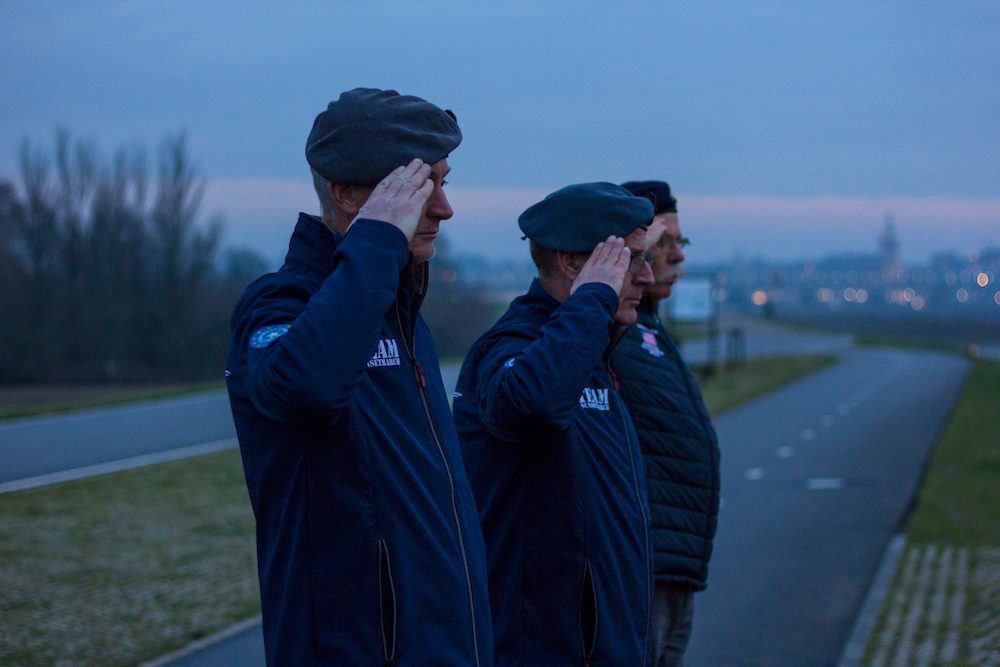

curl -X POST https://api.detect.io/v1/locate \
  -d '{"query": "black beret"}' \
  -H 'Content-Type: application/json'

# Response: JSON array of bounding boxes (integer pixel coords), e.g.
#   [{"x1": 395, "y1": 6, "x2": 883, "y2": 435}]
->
[
  {"x1": 518, "y1": 182, "x2": 654, "y2": 253},
  {"x1": 306, "y1": 87, "x2": 462, "y2": 185},
  {"x1": 620, "y1": 180, "x2": 677, "y2": 214}
]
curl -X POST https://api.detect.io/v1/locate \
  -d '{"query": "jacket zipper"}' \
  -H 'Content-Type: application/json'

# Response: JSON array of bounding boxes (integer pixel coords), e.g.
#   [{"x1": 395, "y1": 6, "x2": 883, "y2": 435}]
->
[
  {"x1": 607, "y1": 338, "x2": 652, "y2": 667},
  {"x1": 616, "y1": 393, "x2": 652, "y2": 667},
  {"x1": 395, "y1": 306, "x2": 482, "y2": 667}
]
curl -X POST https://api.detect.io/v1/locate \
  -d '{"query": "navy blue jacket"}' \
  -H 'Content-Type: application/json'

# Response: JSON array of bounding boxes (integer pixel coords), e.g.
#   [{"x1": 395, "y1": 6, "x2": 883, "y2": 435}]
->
[
  {"x1": 611, "y1": 304, "x2": 720, "y2": 589},
  {"x1": 454, "y1": 279, "x2": 653, "y2": 666},
  {"x1": 226, "y1": 214, "x2": 492, "y2": 666}
]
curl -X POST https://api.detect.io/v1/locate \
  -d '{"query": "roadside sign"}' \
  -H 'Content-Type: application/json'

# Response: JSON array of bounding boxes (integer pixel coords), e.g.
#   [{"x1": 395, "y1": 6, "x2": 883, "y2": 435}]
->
[{"x1": 667, "y1": 277, "x2": 714, "y2": 322}]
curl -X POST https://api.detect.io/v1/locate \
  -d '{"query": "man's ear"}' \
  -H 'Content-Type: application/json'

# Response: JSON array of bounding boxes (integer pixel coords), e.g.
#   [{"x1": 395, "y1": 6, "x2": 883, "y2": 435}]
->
[
  {"x1": 330, "y1": 183, "x2": 370, "y2": 216},
  {"x1": 555, "y1": 251, "x2": 585, "y2": 281}
]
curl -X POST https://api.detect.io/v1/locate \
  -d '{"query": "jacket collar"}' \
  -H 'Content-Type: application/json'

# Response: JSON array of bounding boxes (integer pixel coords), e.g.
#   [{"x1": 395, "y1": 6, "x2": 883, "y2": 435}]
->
[
  {"x1": 526, "y1": 277, "x2": 561, "y2": 311},
  {"x1": 281, "y1": 213, "x2": 342, "y2": 275}
]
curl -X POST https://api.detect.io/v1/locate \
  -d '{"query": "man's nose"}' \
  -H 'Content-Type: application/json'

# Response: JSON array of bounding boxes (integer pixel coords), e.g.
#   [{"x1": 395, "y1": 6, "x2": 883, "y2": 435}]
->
[
  {"x1": 636, "y1": 261, "x2": 655, "y2": 286},
  {"x1": 426, "y1": 187, "x2": 453, "y2": 221}
]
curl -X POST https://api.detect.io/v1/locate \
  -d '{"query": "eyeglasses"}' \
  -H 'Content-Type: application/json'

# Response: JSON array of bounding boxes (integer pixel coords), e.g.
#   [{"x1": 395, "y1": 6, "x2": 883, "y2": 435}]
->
[
  {"x1": 627, "y1": 253, "x2": 654, "y2": 275},
  {"x1": 658, "y1": 235, "x2": 691, "y2": 250}
]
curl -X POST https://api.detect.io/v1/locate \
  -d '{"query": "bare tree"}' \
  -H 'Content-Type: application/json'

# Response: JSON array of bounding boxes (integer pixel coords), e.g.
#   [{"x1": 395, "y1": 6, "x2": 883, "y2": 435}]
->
[{"x1": 0, "y1": 132, "x2": 264, "y2": 383}]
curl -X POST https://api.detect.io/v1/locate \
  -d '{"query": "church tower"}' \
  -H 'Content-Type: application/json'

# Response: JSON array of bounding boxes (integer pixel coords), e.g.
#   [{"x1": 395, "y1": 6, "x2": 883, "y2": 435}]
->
[{"x1": 879, "y1": 210, "x2": 903, "y2": 282}]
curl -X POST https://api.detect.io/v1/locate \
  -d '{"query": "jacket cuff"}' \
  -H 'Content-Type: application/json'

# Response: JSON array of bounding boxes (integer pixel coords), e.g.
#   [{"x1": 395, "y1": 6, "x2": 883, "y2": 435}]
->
[
  {"x1": 341, "y1": 218, "x2": 411, "y2": 270},
  {"x1": 570, "y1": 282, "x2": 619, "y2": 316}
]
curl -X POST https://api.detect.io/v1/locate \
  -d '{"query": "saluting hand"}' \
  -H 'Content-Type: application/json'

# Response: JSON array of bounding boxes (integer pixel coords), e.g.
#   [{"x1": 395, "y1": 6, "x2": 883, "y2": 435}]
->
[
  {"x1": 570, "y1": 236, "x2": 631, "y2": 297},
  {"x1": 355, "y1": 158, "x2": 434, "y2": 241}
]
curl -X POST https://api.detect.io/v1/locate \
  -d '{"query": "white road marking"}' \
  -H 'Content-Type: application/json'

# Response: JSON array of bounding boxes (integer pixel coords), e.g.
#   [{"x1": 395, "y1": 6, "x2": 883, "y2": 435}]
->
[
  {"x1": 777, "y1": 446, "x2": 795, "y2": 459},
  {"x1": 806, "y1": 477, "x2": 844, "y2": 490},
  {"x1": 744, "y1": 468, "x2": 765, "y2": 481},
  {"x1": 800, "y1": 428, "x2": 817, "y2": 441},
  {"x1": 0, "y1": 438, "x2": 238, "y2": 494}
]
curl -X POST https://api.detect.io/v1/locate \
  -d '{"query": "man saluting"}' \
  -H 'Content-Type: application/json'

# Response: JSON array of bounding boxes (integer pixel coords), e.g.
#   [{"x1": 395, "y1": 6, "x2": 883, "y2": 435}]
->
[
  {"x1": 226, "y1": 88, "x2": 491, "y2": 666},
  {"x1": 454, "y1": 183, "x2": 656, "y2": 665}
]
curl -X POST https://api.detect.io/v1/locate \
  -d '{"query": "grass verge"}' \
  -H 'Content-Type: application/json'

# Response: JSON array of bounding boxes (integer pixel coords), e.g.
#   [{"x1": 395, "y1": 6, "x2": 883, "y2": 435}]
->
[
  {"x1": 0, "y1": 381, "x2": 225, "y2": 421},
  {"x1": 906, "y1": 360, "x2": 1000, "y2": 546},
  {"x1": 0, "y1": 354, "x2": 835, "y2": 664},
  {"x1": 863, "y1": 359, "x2": 999, "y2": 665},
  {"x1": 0, "y1": 450, "x2": 256, "y2": 666},
  {"x1": 697, "y1": 355, "x2": 836, "y2": 417}
]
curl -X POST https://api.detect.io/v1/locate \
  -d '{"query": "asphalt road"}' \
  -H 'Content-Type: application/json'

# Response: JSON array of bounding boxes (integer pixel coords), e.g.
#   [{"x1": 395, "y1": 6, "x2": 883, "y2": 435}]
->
[
  {"x1": 685, "y1": 346, "x2": 969, "y2": 665},
  {"x1": 160, "y1": 345, "x2": 969, "y2": 666},
  {"x1": 0, "y1": 392, "x2": 235, "y2": 485},
  {"x1": 1, "y1": 319, "x2": 848, "y2": 489}
]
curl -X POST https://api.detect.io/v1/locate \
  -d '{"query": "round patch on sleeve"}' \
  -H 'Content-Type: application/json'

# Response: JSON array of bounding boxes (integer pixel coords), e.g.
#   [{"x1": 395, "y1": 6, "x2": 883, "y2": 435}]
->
[{"x1": 249, "y1": 323, "x2": 292, "y2": 349}]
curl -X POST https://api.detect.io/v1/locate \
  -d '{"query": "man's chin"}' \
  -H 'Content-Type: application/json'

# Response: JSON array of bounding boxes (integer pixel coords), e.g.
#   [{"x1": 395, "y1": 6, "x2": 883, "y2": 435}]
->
[
  {"x1": 614, "y1": 305, "x2": 639, "y2": 326},
  {"x1": 647, "y1": 282, "x2": 673, "y2": 300},
  {"x1": 409, "y1": 239, "x2": 436, "y2": 264}
]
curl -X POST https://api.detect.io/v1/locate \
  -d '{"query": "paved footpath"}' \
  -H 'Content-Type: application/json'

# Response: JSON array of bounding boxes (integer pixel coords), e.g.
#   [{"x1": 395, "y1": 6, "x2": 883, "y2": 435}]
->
[
  {"x1": 159, "y1": 346, "x2": 968, "y2": 666},
  {"x1": 686, "y1": 347, "x2": 969, "y2": 665},
  {"x1": 0, "y1": 392, "x2": 235, "y2": 487},
  {"x1": 1, "y1": 313, "x2": 849, "y2": 491}
]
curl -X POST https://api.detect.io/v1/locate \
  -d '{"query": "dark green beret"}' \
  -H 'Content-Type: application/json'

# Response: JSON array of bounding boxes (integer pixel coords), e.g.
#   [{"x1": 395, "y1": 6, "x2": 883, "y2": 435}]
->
[
  {"x1": 518, "y1": 182, "x2": 654, "y2": 252},
  {"x1": 620, "y1": 180, "x2": 677, "y2": 214},
  {"x1": 306, "y1": 87, "x2": 461, "y2": 185}
]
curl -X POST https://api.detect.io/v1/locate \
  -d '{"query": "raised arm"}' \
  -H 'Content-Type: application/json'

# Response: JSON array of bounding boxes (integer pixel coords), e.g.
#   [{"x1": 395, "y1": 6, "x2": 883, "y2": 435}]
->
[
  {"x1": 476, "y1": 238, "x2": 631, "y2": 434},
  {"x1": 234, "y1": 160, "x2": 434, "y2": 420}
]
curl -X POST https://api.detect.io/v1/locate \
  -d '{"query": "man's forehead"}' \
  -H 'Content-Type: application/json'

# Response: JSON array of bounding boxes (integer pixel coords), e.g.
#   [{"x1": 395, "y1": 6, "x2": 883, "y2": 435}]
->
[
  {"x1": 658, "y1": 212, "x2": 680, "y2": 231},
  {"x1": 624, "y1": 227, "x2": 646, "y2": 251}
]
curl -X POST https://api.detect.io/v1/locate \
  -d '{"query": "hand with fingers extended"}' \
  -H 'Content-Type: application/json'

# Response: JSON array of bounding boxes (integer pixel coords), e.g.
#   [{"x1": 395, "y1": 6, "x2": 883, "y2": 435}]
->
[
  {"x1": 570, "y1": 236, "x2": 631, "y2": 297},
  {"x1": 355, "y1": 158, "x2": 434, "y2": 241}
]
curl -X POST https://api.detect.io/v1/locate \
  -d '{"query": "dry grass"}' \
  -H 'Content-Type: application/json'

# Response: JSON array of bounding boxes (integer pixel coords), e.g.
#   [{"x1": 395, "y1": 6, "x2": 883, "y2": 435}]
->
[{"x1": 0, "y1": 449, "x2": 257, "y2": 665}]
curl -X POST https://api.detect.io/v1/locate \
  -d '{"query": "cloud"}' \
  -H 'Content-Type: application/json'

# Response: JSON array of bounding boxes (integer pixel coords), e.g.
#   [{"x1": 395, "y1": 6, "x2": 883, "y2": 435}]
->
[{"x1": 204, "y1": 178, "x2": 1000, "y2": 265}]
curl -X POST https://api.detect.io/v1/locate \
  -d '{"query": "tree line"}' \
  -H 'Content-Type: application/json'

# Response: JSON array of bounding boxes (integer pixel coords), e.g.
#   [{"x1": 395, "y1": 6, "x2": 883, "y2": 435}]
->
[{"x1": 0, "y1": 132, "x2": 498, "y2": 384}]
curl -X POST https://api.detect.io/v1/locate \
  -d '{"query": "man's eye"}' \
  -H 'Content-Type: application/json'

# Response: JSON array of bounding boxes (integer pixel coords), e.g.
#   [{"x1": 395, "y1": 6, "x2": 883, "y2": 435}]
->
[{"x1": 441, "y1": 179, "x2": 449, "y2": 187}]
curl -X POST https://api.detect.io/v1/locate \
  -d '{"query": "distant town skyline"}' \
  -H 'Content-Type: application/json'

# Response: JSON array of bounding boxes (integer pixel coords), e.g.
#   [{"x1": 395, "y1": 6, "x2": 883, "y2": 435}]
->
[{"x1": 2, "y1": 2, "x2": 997, "y2": 265}]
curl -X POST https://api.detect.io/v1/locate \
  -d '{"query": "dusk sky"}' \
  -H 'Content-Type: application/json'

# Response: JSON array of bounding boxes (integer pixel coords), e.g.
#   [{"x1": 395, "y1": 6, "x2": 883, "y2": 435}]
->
[{"x1": 2, "y1": 2, "x2": 998, "y2": 266}]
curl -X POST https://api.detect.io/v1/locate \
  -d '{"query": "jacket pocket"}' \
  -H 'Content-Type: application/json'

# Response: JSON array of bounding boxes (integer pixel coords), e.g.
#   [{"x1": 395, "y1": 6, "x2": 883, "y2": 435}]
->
[
  {"x1": 377, "y1": 539, "x2": 397, "y2": 666},
  {"x1": 579, "y1": 559, "x2": 598, "y2": 665}
]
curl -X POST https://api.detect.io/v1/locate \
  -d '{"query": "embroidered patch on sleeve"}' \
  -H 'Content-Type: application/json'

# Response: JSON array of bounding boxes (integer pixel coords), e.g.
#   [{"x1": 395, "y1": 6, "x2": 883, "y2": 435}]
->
[{"x1": 249, "y1": 323, "x2": 292, "y2": 349}]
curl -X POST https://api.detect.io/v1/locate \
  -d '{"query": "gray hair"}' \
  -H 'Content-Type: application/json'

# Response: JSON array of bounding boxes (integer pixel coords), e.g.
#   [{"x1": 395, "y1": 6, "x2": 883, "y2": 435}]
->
[{"x1": 311, "y1": 168, "x2": 335, "y2": 217}]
